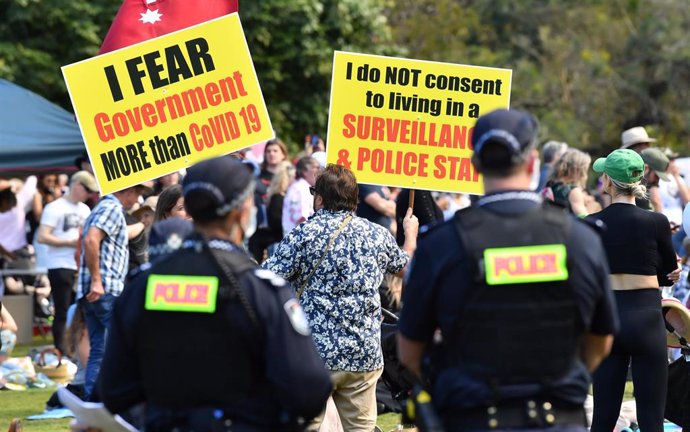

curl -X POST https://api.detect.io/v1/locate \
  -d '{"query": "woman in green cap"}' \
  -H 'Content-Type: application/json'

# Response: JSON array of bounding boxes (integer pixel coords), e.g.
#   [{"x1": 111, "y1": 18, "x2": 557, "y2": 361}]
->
[{"x1": 588, "y1": 148, "x2": 681, "y2": 432}]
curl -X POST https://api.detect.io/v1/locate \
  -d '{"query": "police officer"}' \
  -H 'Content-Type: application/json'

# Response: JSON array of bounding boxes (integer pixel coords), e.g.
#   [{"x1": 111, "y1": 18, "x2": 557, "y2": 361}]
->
[
  {"x1": 99, "y1": 156, "x2": 332, "y2": 431},
  {"x1": 398, "y1": 109, "x2": 619, "y2": 432}
]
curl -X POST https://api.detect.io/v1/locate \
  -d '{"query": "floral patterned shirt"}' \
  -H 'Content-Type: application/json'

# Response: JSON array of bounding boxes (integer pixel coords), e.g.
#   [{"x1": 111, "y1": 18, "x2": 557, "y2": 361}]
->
[{"x1": 263, "y1": 209, "x2": 408, "y2": 371}]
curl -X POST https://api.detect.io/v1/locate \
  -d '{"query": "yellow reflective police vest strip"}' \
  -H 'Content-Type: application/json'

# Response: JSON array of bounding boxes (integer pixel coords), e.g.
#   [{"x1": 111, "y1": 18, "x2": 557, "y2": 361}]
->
[
  {"x1": 145, "y1": 275, "x2": 219, "y2": 313},
  {"x1": 484, "y1": 244, "x2": 568, "y2": 285}
]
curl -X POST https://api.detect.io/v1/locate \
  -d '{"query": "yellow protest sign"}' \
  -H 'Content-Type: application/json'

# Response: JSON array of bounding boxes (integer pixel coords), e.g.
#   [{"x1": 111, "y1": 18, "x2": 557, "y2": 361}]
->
[
  {"x1": 326, "y1": 51, "x2": 512, "y2": 195},
  {"x1": 62, "y1": 14, "x2": 273, "y2": 195}
]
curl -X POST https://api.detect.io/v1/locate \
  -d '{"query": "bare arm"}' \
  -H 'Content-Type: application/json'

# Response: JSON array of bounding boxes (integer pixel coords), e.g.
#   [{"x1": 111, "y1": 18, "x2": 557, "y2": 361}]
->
[
  {"x1": 126, "y1": 221, "x2": 145, "y2": 240},
  {"x1": 364, "y1": 192, "x2": 396, "y2": 218},
  {"x1": 78, "y1": 329, "x2": 90, "y2": 368},
  {"x1": 396, "y1": 208, "x2": 419, "y2": 277},
  {"x1": 568, "y1": 187, "x2": 588, "y2": 217},
  {"x1": 667, "y1": 161, "x2": 690, "y2": 206},
  {"x1": 398, "y1": 334, "x2": 427, "y2": 379},
  {"x1": 0, "y1": 303, "x2": 18, "y2": 332},
  {"x1": 581, "y1": 333, "x2": 613, "y2": 372},
  {"x1": 16, "y1": 176, "x2": 37, "y2": 208},
  {"x1": 649, "y1": 186, "x2": 663, "y2": 213},
  {"x1": 84, "y1": 227, "x2": 106, "y2": 302},
  {"x1": 37, "y1": 224, "x2": 78, "y2": 248},
  {"x1": 674, "y1": 176, "x2": 690, "y2": 206}
]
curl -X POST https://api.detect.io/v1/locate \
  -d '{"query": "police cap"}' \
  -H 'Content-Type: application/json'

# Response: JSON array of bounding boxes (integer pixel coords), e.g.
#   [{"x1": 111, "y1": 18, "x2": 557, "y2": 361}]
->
[
  {"x1": 471, "y1": 109, "x2": 539, "y2": 170},
  {"x1": 182, "y1": 156, "x2": 255, "y2": 222},
  {"x1": 148, "y1": 218, "x2": 194, "y2": 259}
]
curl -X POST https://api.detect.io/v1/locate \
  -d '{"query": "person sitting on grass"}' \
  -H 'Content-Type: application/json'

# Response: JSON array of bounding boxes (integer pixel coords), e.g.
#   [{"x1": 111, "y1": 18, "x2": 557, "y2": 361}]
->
[{"x1": 0, "y1": 300, "x2": 18, "y2": 363}]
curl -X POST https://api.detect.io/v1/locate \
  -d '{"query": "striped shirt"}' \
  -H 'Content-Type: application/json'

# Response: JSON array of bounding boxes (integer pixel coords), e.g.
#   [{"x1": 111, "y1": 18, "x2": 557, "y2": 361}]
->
[{"x1": 77, "y1": 195, "x2": 128, "y2": 299}]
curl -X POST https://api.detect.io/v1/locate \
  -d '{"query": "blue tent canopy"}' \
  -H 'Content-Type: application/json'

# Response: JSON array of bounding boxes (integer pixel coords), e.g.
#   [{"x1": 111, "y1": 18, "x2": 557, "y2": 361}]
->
[{"x1": 0, "y1": 79, "x2": 85, "y2": 175}]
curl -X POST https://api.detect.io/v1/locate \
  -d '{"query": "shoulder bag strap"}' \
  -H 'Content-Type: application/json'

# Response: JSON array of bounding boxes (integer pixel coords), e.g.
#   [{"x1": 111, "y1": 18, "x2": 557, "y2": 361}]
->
[{"x1": 296, "y1": 214, "x2": 353, "y2": 299}]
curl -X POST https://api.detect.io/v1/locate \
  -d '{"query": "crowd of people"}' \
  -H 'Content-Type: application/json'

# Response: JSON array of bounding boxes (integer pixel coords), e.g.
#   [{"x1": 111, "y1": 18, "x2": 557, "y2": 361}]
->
[{"x1": 0, "y1": 116, "x2": 689, "y2": 431}]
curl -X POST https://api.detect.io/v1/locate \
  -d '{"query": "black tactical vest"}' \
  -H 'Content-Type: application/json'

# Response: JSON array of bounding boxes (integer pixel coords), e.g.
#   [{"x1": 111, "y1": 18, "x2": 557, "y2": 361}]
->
[
  {"x1": 137, "y1": 247, "x2": 259, "y2": 408},
  {"x1": 449, "y1": 203, "x2": 583, "y2": 393}
]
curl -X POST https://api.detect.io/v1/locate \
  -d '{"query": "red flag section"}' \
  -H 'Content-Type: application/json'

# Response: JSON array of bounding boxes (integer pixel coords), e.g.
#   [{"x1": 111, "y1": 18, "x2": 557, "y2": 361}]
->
[{"x1": 100, "y1": 0, "x2": 238, "y2": 54}]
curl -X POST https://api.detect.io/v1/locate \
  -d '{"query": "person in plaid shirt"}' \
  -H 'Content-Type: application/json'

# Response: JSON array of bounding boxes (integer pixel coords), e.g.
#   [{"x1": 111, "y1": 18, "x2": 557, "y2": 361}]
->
[{"x1": 77, "y1": 184, "x2": 149, "y2": 399}]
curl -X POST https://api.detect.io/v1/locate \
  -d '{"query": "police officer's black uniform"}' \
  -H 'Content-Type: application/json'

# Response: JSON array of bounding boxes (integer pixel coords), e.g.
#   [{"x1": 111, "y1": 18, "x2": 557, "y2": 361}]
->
[
  {"x1": 98, "y1": 156, "x2": 332, "y2": 431},
  {"x1": 398, "y1": 110, "x2": 619, "y2": 432}
]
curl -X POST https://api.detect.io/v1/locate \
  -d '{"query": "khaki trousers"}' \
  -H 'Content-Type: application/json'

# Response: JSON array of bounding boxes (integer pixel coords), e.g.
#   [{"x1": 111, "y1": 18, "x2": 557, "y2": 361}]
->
[{"x1": 309, "y1": 368, "x2": 383, "y2": 432}]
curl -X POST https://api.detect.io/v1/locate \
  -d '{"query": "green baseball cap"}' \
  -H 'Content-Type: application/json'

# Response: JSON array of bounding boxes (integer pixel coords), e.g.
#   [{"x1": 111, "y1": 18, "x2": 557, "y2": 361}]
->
[{"x1": 592, "y1": 149, "x2": 644, "y2": 183}]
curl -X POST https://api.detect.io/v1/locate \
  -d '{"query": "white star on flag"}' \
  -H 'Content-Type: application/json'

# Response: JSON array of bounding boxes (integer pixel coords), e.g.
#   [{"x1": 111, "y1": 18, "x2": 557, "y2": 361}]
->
[
  {"x1": 139, "y1": 8, "x2": 162, "y2": 24},
  {"x1": 146, "y1": 0, "x2": 157, "y2": 4}
]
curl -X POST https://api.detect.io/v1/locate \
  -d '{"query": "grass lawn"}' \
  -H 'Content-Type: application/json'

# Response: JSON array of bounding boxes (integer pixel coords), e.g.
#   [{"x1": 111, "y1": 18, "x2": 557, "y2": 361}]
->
[
  {"x1": 1, "y1": 337, "x2": 404, "y2": 431},
  {"x1": 0, "y1": 337, "x2": 634, "y2": 432},
  {"x1": 0, "y1": 389, "x2": 71, "y2": 431},
  {"x1": 0, "y1": 336, "x2": 71, "y2": 431},
  {"x1": 0, "y1": 390, "x2": 401, "y2": 432}
]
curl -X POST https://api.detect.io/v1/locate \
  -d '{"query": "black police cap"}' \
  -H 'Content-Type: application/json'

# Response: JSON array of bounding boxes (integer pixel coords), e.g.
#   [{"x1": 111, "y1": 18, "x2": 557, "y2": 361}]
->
[
  {"x1": 472, "y1": 109, "x2": 539, "y2": 168},
  {"x1": 148, "y1": 218, "x2": 194, "y2": 260},
  {"x1": 182, "y1": 156, "x2": 255, "y2": 221}
]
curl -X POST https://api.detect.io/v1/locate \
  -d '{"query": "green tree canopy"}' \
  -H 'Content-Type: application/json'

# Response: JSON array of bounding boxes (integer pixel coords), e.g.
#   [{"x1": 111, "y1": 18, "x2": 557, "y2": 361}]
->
[
  {"x1": 241, "y1": 0, "x2": 400, "y2": 150},
  {"x1": 387, "y1": 0, "x2": 690, "y2": 155},
  {"x1": 3, "y1": 0, "x2": 690, "y2": 156},
  {"x1": 0, "y1": 0, "x2": 119, "y2": 108}
]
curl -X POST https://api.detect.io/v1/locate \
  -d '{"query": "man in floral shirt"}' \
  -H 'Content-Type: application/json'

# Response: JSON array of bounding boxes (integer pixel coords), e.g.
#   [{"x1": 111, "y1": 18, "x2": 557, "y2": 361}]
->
[{"x1": 264, "y1": 164, "x2": 419, "y2": 431}]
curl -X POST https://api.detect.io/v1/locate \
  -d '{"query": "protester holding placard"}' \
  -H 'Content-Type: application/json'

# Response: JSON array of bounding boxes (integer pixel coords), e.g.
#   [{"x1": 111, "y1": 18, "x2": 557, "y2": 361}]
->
[
  {"x1": 264, "y1": 164, "x2": 419, "y2": 431},
  {"x1": 399, "y1": 109, "x2": 617, "y2": 432}
]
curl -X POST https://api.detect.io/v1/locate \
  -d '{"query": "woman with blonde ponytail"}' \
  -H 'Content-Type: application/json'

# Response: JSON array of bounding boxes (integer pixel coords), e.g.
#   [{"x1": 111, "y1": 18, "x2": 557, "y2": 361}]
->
[{"x1": 589, "y1": 149, "x2": 681, "y2": 432}]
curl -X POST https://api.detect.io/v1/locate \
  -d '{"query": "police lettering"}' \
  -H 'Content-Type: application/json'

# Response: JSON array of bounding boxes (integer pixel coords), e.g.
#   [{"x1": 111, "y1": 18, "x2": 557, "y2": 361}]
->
[
  {"x1": 493, "y1": 253, "x2": 558, "y2": 277},
  {"x1": 153, "y1": 282, "x2": 210, "y2": 305}
]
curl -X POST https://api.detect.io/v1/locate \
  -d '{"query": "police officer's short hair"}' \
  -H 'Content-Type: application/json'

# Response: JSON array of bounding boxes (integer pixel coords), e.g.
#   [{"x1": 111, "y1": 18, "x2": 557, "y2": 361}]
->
[
  {"x1": 471, "y1": 109, "x2": 539, "y2": 178},
  {"x1": 313, "y1": 164, "x2": 359, "y2": 212},
  {"x1": 183, "y1": 156, "x2": 255, "y2": 223}
]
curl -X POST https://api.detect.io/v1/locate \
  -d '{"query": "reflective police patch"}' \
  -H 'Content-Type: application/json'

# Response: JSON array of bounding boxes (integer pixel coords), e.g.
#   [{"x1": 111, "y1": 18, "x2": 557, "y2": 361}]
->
[
  {"x1": 145, "y1": 274, "x2": 219, "y2": 313},
  {"x1": 254, "y1": 269, "x2": 286, "y2": 287},
  {"x1": 283, "y1": 299, "x2": 311, "y2": 336},
  {"x1": 484, "y1": 244, "x2": 568, "y2": 285}
]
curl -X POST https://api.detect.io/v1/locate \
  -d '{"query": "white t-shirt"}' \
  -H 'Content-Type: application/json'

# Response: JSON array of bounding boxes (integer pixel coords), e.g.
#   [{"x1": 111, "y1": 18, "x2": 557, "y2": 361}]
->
[
  {"x1": 659, "y1": 176, "x2": 685, "y2": 226},
  {"x1": 0, "y1": 176, "x2": 37, "y2": 251},
  {"x1": 282, "y1": 178, "x2": 314, "y2": 235},
  {"x1": 39, "y1": 197, "x2": 91, "y2": 270}
]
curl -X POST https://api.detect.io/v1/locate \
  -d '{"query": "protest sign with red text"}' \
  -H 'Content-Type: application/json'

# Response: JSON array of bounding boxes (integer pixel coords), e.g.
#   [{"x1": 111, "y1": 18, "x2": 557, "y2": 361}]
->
[
  {"x1": 62, "y1": 13, "x2": 272, "y2": 194},
  {"x1": 326, "y1": 52, "x2": 512, "y2": 195}
]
